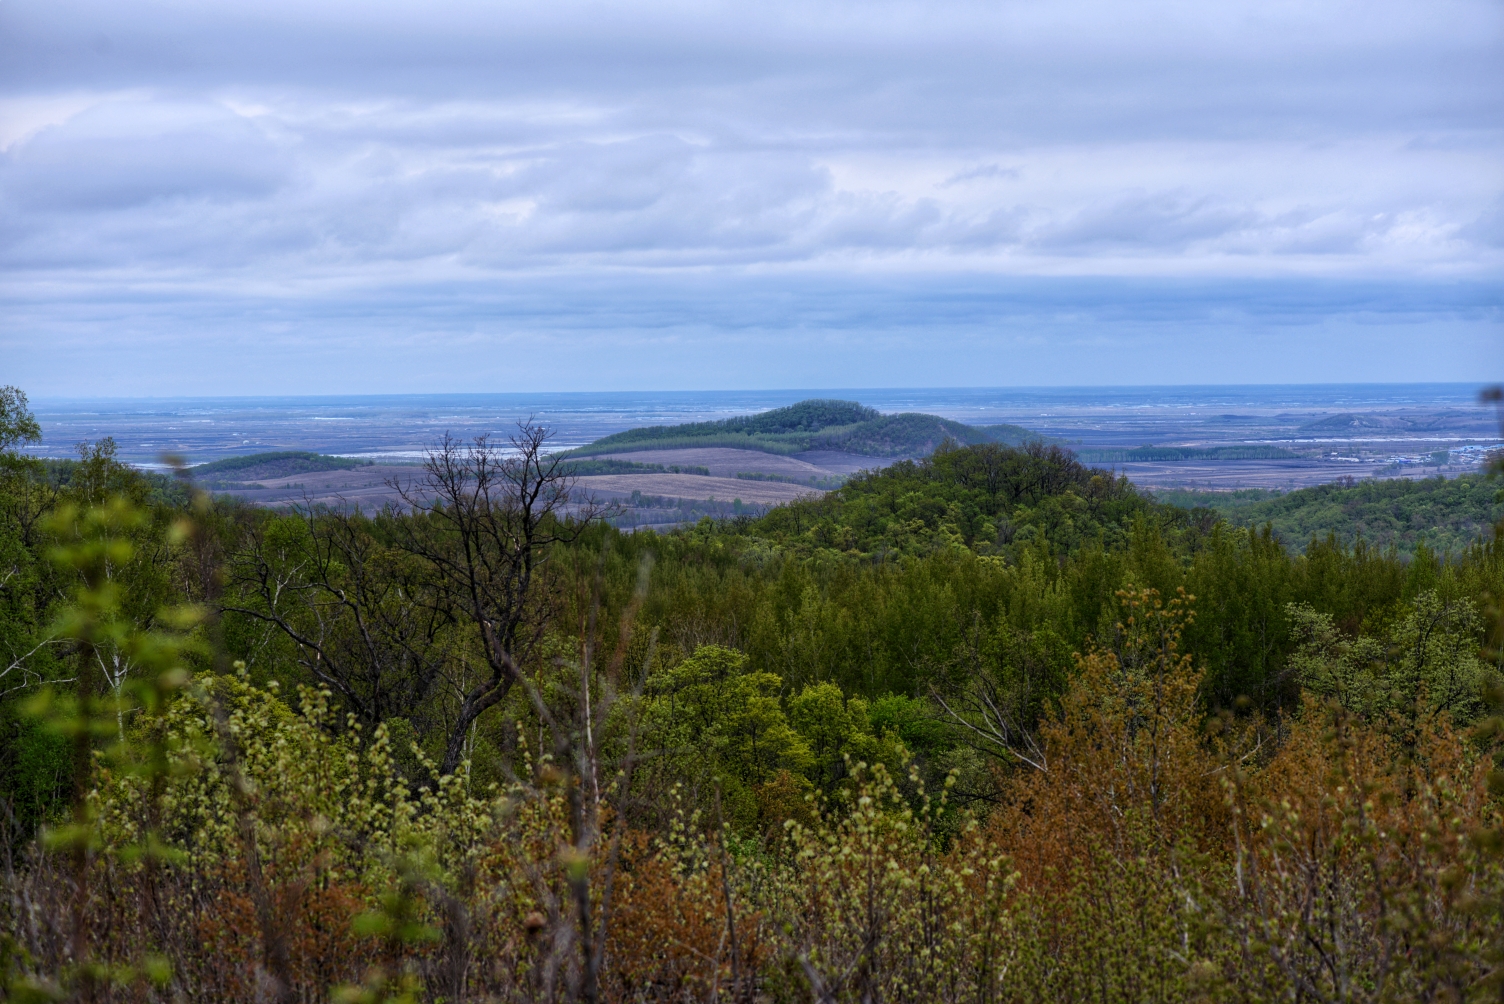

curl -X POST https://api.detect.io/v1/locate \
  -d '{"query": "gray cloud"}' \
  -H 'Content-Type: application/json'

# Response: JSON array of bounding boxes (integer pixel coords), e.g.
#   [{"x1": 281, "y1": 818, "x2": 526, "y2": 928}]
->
[
  {"x1": 2, "y1": 273, "x2": 1497, "y2": 397},
  {"x1": 0, "y1": 0, "x2": 1499, "y2": 392},
  {"x1": 3, "y1": 102, "x2": 289, "y2": 211},
  {"x1": 1025, "y1": 193, "x2": 1260, "y2": 253},
  {"x1": 941, "y1": 165, "x2": 1021, "y2": 187}
]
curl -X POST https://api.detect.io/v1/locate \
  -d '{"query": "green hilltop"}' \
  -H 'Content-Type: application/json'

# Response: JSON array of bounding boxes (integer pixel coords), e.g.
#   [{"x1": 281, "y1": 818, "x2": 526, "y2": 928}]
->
[{"x1": 564, "y1": 398, "x2": 1042, "y2": 458}]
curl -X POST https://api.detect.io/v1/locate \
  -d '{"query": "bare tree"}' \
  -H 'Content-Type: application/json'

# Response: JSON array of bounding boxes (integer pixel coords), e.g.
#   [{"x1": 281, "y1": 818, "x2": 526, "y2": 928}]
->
[
  {"x1": 391, "y1": 421, "x2": 610, "y2": 775},
  {"x1": 929, "y1": 616, "x2": 1055, "y2": 777},
  {"x1": 226, "y1": 502, "x2": 455, "y2": 730},
  {"x1": 932, "y1": 671, "x2": 1049, "y2": 773}
]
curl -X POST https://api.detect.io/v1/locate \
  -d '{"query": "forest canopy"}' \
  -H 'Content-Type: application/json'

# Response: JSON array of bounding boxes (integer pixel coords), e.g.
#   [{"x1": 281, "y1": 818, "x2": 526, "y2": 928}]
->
[{"x1": 1158, "y1": 473, "x2": 1504, "y2": 556}]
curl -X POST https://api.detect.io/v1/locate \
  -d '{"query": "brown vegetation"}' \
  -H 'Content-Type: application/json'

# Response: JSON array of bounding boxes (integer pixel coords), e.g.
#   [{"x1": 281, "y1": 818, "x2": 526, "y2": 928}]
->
[
  {"x1": 3, "y1": 389, "x2": 1502, "y2": 1003},
  {"x1": 4, "y1": 585, "x2": 1500, "y2": 1002}
]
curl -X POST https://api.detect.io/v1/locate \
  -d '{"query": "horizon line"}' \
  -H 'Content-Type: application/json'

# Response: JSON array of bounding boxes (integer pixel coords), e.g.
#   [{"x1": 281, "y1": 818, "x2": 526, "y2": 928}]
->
[{"x1": 25, "y1": 380, "x2": 1500, "y2": 404}]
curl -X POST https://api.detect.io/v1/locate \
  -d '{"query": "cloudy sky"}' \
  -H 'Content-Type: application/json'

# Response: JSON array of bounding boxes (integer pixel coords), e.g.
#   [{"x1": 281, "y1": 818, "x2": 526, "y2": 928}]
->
[{"x1": 1, "y1": 0, "x2": 1500, "y2": 396}]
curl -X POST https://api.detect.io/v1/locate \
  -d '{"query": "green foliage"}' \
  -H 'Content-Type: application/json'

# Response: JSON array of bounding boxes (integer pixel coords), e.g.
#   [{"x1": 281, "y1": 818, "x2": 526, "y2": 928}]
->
[
  {"x1": 550, "y1": 442, "x2": 1501, "y2": 730},
  {"x1": 972, "y1": 422, "x2": 1040, "y2": 446},
  {"x1": 752, "y1": 441, "x2": 1158, "y2": 558},
  {"x1": 0, "y1": 386, "x2": 42, "y2": 457},
  {"x1": 0, "y1": 714, "x2": 69, "y2": 835},
  {"x1": 637, "y1": 645, "x2": 921, "y2": 829},
  {"x1": 564, "y1": 398, "x2": 1048, "y2": 459},
  {"x1": 813, "y1": 411, "x2": 991, "y2": 457},
  {"x1": 11, "y1": 495, "x2": 199, "y2": 997},
  {"x1": 787, "y1": 683, "x2": 899, "y2": 792},
  {"x1": 1160, "y1": 474, "x2": 1503, "y2": 556},
  {"x1": 640, "y1": 645, "x2": 802, "y2": 829},
  {"x1": 0, "y1": 439, "x2": 199, "y2": 829},
  {"x1": 583, "y1": 400, "x2": 878, "y2": 453},
  {"x1": 1287, "y1": 589, "x2": 1494, "y2": 727},
  {"x1": 0, "y1": 380, "x2": 1497, "y2": 997},
  {"x1": 1, "y1": 382, "x2": 1501, "y2": 1002},
  {"x1": 41, "y1": 447, "x2": 190, "y2": 509},
  {"x1": 778, "y1": 761, "x2": 1016, "y2": 1002},
  {"x1": 557, "y1": 457, "x2": 671, "y2": 476},
  {"x1": 190, "y1": 450, "x2": 370, "y2": 478}
]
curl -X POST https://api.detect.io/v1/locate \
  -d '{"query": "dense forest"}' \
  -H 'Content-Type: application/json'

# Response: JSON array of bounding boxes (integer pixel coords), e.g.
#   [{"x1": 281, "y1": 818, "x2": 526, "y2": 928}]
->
[
  {"x1": 2, "y1": 384, "x2": 1503, "y2": 1002},
  {"x1": 1159, "y1": 474, "x2": 1504, "y2": 556}
]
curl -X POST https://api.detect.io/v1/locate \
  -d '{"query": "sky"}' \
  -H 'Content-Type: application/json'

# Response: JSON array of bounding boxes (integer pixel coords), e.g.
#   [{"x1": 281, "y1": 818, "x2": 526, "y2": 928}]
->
[{"x1": 0, "y1": 0, "x2": 1500, "y2": 396}]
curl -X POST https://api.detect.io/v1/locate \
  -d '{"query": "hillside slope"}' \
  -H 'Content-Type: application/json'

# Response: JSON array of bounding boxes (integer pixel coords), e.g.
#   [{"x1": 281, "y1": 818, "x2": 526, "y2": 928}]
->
[
  {"x1": 1156, "y1": 475, "x2": 1502, "y2": 555},
  {"x1": 751, "y1": 441, "x2": 1158, "y2": 558},
  {"x1": 566, "y1": 399, "x2": 1041, "y2": 458}
]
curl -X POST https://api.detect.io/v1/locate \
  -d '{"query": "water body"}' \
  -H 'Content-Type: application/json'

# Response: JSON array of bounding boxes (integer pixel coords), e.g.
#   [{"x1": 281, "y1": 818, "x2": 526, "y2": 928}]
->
[{"x1": 22, "y1": 383, "x2": 1500, "y2": 468}]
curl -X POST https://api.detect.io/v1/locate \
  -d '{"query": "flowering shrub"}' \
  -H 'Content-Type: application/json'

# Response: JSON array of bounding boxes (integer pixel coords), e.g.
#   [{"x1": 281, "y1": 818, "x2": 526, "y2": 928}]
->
[{"x1": 2, "y1": 496, "x2": 1500, "y2": 1003}]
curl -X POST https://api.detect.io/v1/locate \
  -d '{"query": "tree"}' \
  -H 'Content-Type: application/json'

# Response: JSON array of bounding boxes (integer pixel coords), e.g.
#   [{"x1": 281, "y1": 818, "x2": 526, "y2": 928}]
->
[
  {"x1": 0, "y1": 386, "x2": 41, "y2": 458},
  {"x1": 1287, "y1": 590, "x2": 1492, "y2": 729},
  {"x1": 226, "y1": 505, "x2": 455, "y2": 737},
  {"x1": 391, "y1": 423, "x2": 610, "y2": 775}
]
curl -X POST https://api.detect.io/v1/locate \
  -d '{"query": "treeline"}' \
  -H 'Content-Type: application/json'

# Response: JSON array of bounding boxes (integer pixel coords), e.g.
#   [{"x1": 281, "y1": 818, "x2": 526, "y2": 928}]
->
[
  {"x1": 559, "y1": 458, "x2": 711, "y2": 477},
  {"x1": 1, "y1": 385, "x2": 1502, "y2": 1002},
  {"x1": 1075, "y1": 444, "x2": 1299, "y2": 462},
  {"x1": 734, "y1": 470, "x2": 844, "y2": 489},
  {"x1": 192, "y1": 450, "x2": 374, "y2": 482},
  {"x1": 1160, "y1": 473, "x2": 1504, "y2": 556}
]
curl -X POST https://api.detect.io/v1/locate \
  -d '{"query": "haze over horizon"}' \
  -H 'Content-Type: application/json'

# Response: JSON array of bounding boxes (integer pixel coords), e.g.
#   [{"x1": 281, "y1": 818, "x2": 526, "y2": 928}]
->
[
  {"x1": 20, "y1": 381, "x2": 1504, "y2": 405},
  {"x1": 1, "y1": 0, "x2": 1500, "y2": 395}
]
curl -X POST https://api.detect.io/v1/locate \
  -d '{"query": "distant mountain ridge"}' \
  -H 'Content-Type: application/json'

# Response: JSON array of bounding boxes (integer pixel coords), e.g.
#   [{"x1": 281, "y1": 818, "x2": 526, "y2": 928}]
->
[
  {"x1": 563, "y1": 399, "x2": 1044, "y2": 459},
  {"x1": 1297, "y1": 411, "x2": 1487, "y2": 434}
]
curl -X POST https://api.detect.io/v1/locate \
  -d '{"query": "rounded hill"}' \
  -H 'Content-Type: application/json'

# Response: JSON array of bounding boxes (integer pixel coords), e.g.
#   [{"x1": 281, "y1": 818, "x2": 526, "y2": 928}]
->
[{"x1": 565, "y1": 399, "x2": 1042, "y2": 459}]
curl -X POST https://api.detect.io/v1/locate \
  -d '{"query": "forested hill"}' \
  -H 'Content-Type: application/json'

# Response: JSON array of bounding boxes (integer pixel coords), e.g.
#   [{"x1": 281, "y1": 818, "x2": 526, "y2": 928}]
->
[
  {"x1": 751, "y1": 441, "x2": 1165, "y2": 557},
  {"x1": 565, "y1": 398, "x2": 1041, "y2": 457},
  {"x1": 1156, "y1": 474, "x2": 1503, "y2": 556}
]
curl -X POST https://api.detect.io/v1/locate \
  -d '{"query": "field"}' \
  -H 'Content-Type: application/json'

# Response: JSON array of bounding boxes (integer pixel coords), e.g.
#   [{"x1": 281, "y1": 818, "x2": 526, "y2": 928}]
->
[
  {"x1": 1110, "y1": 456, "x2": 1433, "y2": 490},
  {"x1": 573, "y1": 472, "x2": 819, "y2": 505},
  {"x1": 191, "y1": 464, "x2": 422, "y2": 508},
  {"x1": 191, "y1": 448, "x2": 846, "y2": 512},
  {"x1": 26, "y1": 388, "x2": 1500, "y2": 500},
  {"x1": 591, "y1": 446, "x2": 870, "y2": 478},
  {"x1": 193, "y1": 447, "x2": 1495, "y2": 524}
]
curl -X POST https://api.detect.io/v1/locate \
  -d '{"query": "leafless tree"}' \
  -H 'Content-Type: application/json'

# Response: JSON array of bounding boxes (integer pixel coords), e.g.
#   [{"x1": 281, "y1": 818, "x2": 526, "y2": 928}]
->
[
  {"x1": 929, "y1": 616, "x2": 1054, "y2": 777},
  {"x1": 932, "y1": 672, "x2": 1049, "y2": 773},
  {"x1": 224, "y1": 420, "x2": 610, "y2": 777},
  {"x1": 226, "y1": 502, "x2": 455, "y2": 730},
  {"x1": 390, "y1": 421, "x2": 611, "y2": 775}
]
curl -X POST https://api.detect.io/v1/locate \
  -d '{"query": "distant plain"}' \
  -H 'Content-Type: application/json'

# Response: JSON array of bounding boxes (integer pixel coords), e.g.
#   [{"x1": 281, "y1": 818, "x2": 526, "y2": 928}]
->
[{"x1": 24, "y1": 385, "x2": 1501, "y2": 512}]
